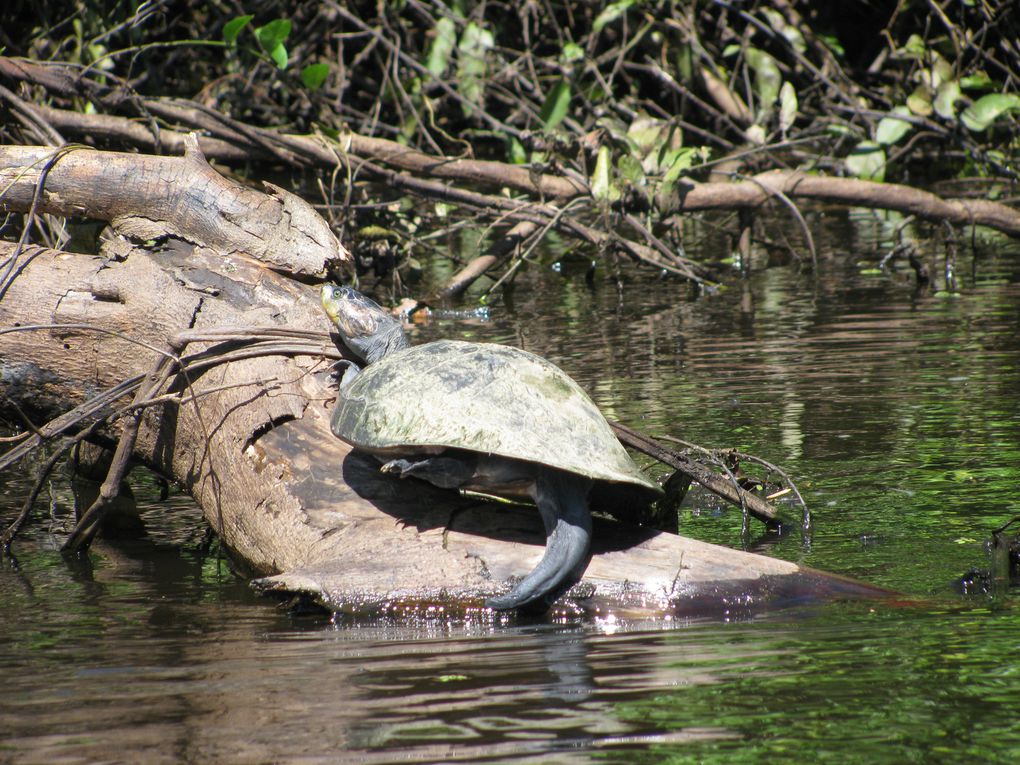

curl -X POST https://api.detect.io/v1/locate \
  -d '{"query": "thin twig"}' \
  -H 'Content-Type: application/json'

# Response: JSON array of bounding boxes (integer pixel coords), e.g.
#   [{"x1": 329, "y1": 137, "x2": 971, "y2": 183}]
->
[
  {"x1": 609, "y1": 420, "x2": 783, "y2": 527},
  {"x1": 2, "y1": 424, "x2": 100, "y2": 548},
  {"x1": 739, "y1": 172, "x2": 818, "y2": 268},
  {"x1": 0, "y1": 144, "x2": 85, "y2": 298}
]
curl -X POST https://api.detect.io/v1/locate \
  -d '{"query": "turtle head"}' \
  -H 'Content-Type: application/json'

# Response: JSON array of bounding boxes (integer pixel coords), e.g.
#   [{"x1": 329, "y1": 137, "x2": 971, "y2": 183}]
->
[{"x1": 320, "y1": 284, "x2": 409, "y2": 364}]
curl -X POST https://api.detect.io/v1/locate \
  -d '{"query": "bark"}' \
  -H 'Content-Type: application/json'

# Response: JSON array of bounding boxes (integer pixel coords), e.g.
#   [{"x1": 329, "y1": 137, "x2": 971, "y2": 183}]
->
[
  {"x1": 0, "y1": 145, "x2": 894, "y2": 619},
  {"x1": 0, "y1": 141, "x2": 343, "y2": 277}
]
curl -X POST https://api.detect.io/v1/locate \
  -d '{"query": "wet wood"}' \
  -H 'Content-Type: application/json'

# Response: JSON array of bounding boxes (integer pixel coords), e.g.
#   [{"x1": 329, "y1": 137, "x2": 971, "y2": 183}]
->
[{"x1": 0, "y1": 146, "x2": 895, "y2": 619}]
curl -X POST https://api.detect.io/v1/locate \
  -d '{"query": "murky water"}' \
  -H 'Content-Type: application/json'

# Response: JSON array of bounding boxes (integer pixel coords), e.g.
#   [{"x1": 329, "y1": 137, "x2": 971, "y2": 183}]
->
[{"x1": 3, "y1": 209, "x2": 1020, "y2": 763}]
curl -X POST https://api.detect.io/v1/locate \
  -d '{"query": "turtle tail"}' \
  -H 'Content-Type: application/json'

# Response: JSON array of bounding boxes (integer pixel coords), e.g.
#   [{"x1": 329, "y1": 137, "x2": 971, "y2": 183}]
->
[{"x1": 486, "y1": 469, "x2": 593, "y2": 613}]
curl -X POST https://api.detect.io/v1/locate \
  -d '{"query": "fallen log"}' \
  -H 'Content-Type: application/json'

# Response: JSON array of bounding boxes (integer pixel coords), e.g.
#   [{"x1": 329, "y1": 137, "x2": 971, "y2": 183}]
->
[{"x1": 0, "y1": 144, "x2": 895, "y2": 619}]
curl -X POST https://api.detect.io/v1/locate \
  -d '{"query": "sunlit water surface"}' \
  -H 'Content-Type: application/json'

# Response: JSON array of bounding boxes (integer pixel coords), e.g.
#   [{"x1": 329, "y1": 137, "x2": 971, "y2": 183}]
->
[{"x1": 3, "y1": 210, "x2": 1020, "y2": 763}]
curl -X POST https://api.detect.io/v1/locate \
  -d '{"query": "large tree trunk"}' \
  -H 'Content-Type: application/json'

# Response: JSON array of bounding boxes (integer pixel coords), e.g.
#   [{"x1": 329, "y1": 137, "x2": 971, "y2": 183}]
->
[{"x1": 0, "y1": 142, "x2": 892, "y2": 618}]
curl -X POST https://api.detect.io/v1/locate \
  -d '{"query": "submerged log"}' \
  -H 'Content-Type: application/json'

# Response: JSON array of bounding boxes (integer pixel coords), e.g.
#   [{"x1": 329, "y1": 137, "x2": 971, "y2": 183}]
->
[{"x1": 0, "y1": 144, "x2": 894, "y2": 619}]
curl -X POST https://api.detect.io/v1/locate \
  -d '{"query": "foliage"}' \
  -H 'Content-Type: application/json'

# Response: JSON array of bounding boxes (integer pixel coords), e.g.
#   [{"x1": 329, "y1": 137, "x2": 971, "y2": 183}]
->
[
  {"x1": 6, "y1": 1, "x2": 1017, "y2": 181},
  {"x1": 1, "y1": 0, "x2": 1017, "y2": 285}
]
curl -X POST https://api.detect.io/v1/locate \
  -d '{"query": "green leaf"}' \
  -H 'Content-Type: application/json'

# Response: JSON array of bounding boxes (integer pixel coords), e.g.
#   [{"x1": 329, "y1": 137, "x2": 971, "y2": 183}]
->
[
  {"x1": 456, "y1": 22, "x2": 494, "y2": 115},
  {"x1": 593, "y1": 0, "x2": 638, "y2": 34},
  {"x1": 255, "y1": 19, "x2": 291, "y2": 51},
  {"x1": 845, "y1": 140, "x2": 886, "y2": 182},
  {"x1": 876, "y1": 106, "x2": 913, "y2": 145},
  {"x1": 507, "y1": 136, "x2": 527, "y2": 165},
  {"x1": 539, "y1": 79, "x2": 571, "y2": 131},
  {"x1": 760, "y1": 8, "x2": 806, "y2": 54},
  {"x1": 617, "y1": 153, "x2": 645, "y2": 186},
  {"x1": 661, "y1": 147, "x2": 699, "y2": 186},
  {"x1": 561, "y1": 42, "x2": 584, "y2": 63},
  {"x1": 896, "y1": 33, "x2": 926, "y2": 60},
  {"x1": 426, "y1": 17, "x2": 456, "y2": 77},
  {"x1": 779, "y1": 81, "x2": 798, "y2": 132},
  {"x1": 300, "y1": 63, "x2": 329, "y2": 90},
  {"x1": 596, "y1": 115, "x2": 628, "y2": 144},
  {"x1": 825, "y1": 122, "x2": 856, "y2": 138},
  {"x1": 745, "y1": 48, "x2": 781, "y2": 116},
  {"x1": 223, "y1": 15, "x2": 253, "y2": 45},
  {"x1": 399, "y1": 112, "x2": 418, "y2": 143},
  {"x1": 744, "y1": 124, "x2": 766, "y2": 145},
  {"x1": 933, "y1": 80, "x2": 962, "y2": 119},
  {"x1": 256, "y1": 19, "x2": 291, "y2": 69},
  {"x1": 959, "y1": 72, "x2": 993, "y2": 91},
  {"x1": 960, "y1": 93, "x2": 1020, "y2": 131},
  {"x1": 269, "y1": 43, "x2": 288, "y2": 69},
  {"x1": 627, "y1": 116, "x2": 664, "y2": 155},
  {"x1": 591, "y1": 145, "x2": 621, "y2": 202},
  {"x1": 819, "y1": 34, "x2": 844, "y2": 58},
  {"x1": 626, "y1": 117, "x2": 682, "y2": 174},
  {"x1": 906, "y1": 84, "x2": 933, "y2": 116},
  {"x1": 652, "y1": 125, "x2": 684, "y2": 173},
  {"x1": 674, "y1": 42, "x2": 693, "y2": 82},
  {"x1": 931, "y1": 56, "x2": 953, "y2": 90}
]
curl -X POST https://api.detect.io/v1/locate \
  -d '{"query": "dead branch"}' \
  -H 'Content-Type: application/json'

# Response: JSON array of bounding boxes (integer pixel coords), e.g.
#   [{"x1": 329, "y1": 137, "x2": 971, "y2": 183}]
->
[
  {"x1": 0, "y1": 57, "x2": 585, "y2": 200},
  {"x1": 659, "y1": 170, "x2": 1020, "y2": 237},
  {"x1": 432, "y1": 220, "x2": 540, "y2": 302},
  {"x1": 610, "y1": 421, "x2": 784, "y2": 528},
  {"x1": 346, "y1": 156, "x2": 710, "y2": 280}
]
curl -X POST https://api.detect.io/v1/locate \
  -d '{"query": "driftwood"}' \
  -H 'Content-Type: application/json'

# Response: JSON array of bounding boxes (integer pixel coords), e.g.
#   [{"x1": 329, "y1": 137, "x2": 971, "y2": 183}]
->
[{"x1": 0, "y1": 142, "x2": 894, "y2": 619}]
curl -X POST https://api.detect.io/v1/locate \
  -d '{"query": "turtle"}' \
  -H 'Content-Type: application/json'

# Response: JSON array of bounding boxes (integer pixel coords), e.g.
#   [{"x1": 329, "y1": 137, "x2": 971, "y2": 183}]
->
[{"x1": 320, "y1": 284, "x2": 661, "y2": 612}]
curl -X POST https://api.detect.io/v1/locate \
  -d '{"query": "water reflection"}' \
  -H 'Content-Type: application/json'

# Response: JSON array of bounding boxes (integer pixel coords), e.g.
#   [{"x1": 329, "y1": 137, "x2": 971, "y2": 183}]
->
[{"x1": 6, "y1": 556, "x2": 1020, "y2": 765}]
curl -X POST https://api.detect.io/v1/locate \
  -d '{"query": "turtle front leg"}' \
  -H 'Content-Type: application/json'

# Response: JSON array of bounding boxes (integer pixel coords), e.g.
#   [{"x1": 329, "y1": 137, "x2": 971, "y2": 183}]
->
[
  {"x1": 486, "y1": 468, "x2": 593, "y2": 613},
  {"x1": 328, "y1": 361, "x2": 363, "y2": 438},
  {"x1": 335, "y1": 360, "x2": 362, "y2": 391},
  {"x1": 379, "y1": 455, "x2": 477, "y2": 489}
]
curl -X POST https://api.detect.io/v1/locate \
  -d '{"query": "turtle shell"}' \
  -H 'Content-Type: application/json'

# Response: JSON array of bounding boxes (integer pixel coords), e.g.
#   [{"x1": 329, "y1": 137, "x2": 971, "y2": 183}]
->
[{"x1": 332, "y1": 339, "x2": 660, "y2": 497}]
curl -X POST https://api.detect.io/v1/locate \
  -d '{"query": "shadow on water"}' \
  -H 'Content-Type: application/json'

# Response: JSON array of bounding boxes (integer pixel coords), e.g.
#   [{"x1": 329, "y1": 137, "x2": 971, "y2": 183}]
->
[{"x1": 3, "y1": 210, "x2": 1020, "y2": 763}]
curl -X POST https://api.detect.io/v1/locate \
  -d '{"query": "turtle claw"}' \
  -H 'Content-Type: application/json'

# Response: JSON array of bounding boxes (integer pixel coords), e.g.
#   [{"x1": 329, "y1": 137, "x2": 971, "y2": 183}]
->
[
  {"x1": 380, "y1": 458, "x2": 413, "y2": 477},
  {"x1": 328, "y1": 358, "x2": 352, "y2": 378}
]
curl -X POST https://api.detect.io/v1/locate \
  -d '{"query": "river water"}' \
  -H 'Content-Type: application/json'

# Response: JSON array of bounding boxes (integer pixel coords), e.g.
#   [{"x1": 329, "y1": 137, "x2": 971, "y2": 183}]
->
[{"x1": 3, "y1": 209, "x2": 1020, "y2": 763}]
